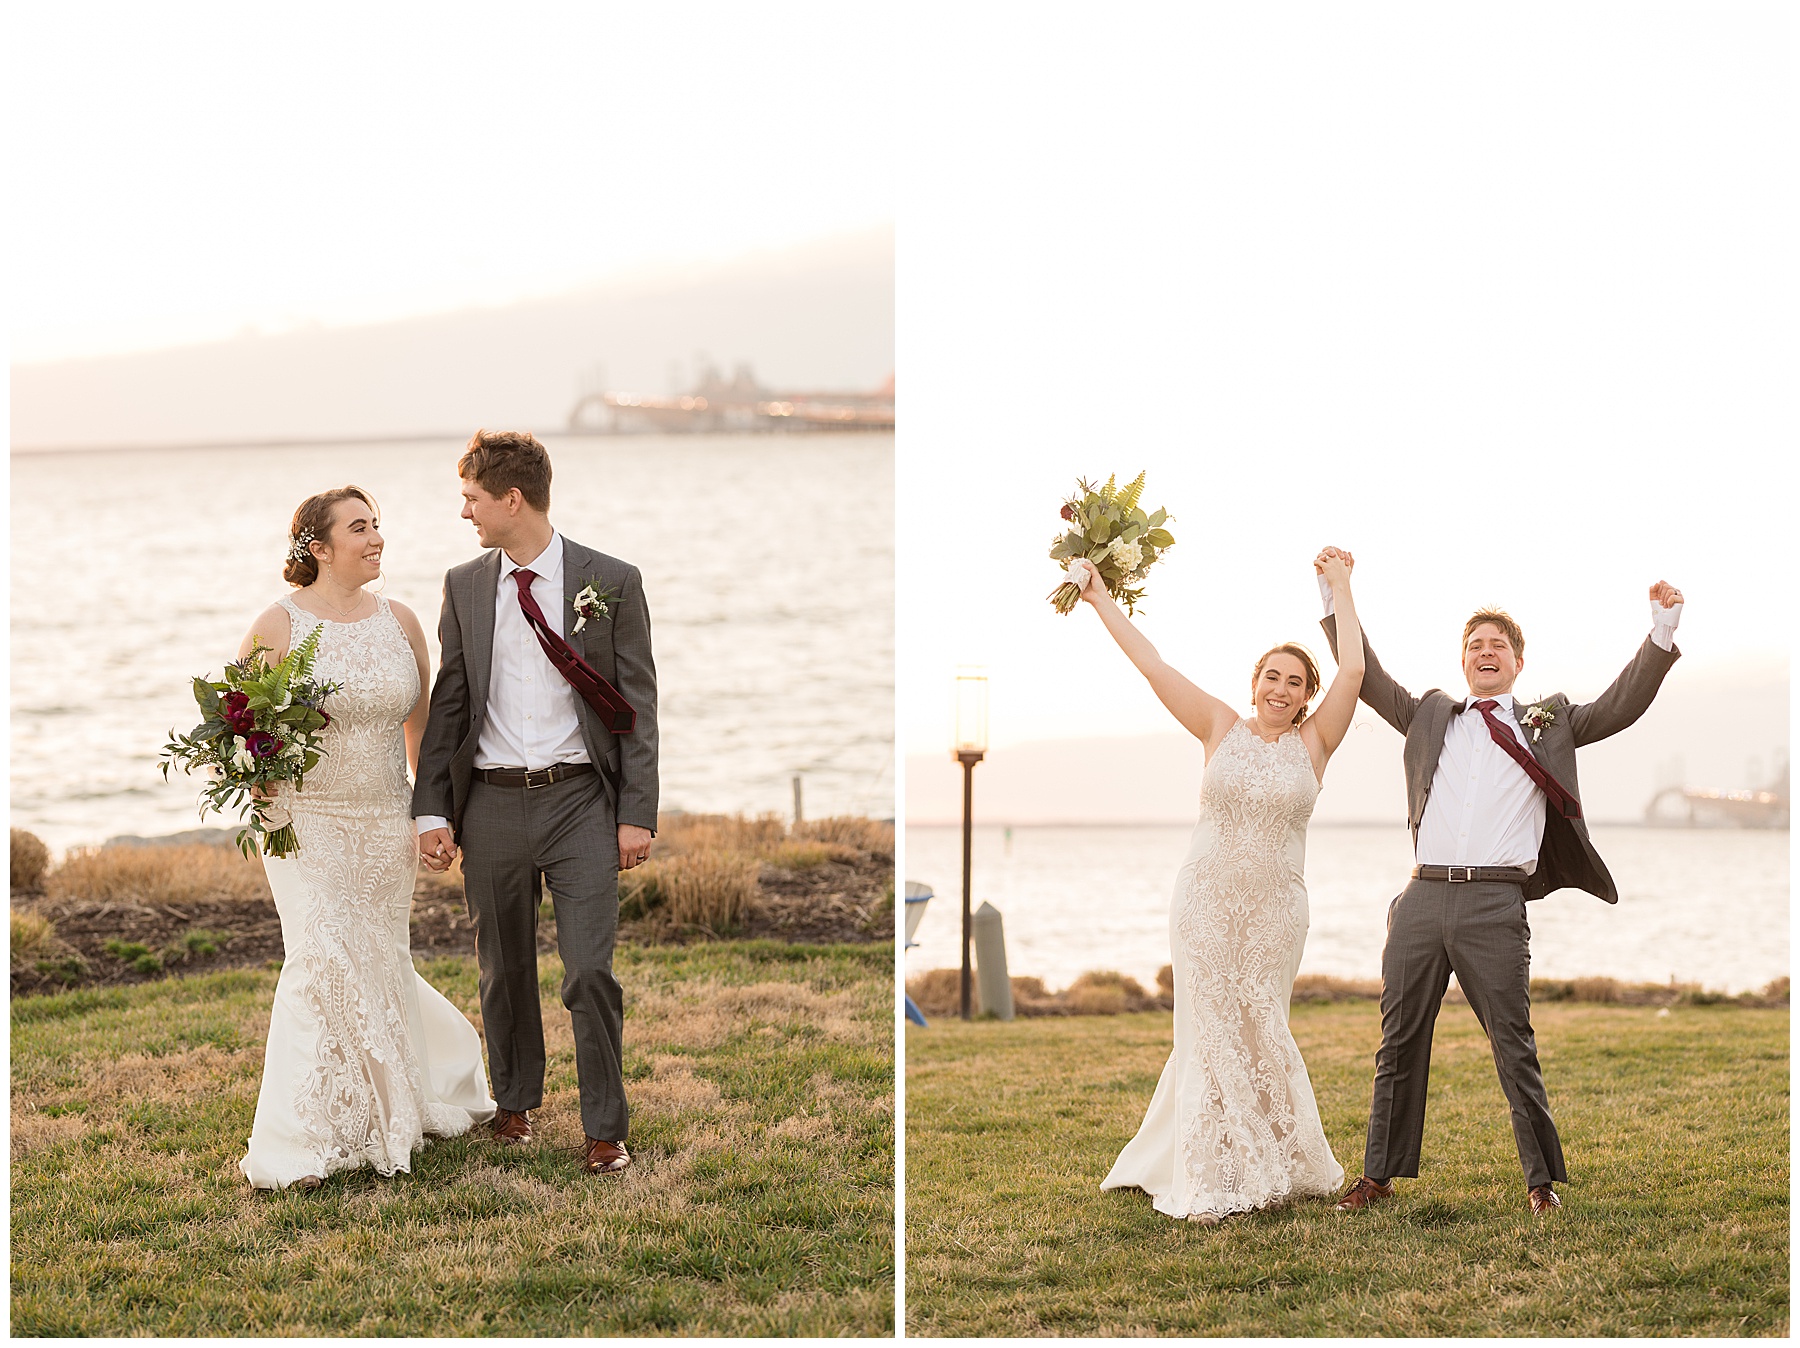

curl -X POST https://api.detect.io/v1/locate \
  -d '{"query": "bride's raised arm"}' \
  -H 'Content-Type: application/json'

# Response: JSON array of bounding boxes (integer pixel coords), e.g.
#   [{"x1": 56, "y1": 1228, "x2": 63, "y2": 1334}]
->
[
  {"x1": 1069, "y1": 559, "x2": 1237, "y2": 747},
  {"x1": 1300, "y1": 548, "x2": 1364, "y2": 766}
]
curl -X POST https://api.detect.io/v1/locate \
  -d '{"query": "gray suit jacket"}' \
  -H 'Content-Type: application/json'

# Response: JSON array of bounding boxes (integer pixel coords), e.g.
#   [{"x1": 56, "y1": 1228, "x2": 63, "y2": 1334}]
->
[
  {"x1": 412, "y1": 536, "x2": 659, "y2": 835},
  {"x1": 1322, "y1": 615, "x2": 1678, "y2": 903}
]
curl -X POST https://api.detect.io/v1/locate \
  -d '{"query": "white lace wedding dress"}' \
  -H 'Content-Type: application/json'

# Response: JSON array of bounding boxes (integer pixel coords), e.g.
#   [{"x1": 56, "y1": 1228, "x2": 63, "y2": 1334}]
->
[
  {"x1": 239, "y1": 596, "x2": 494, "y2": 1189},
  {"x1": 1101, "y1": 718, "x2": 1344, "y2": 1219}
]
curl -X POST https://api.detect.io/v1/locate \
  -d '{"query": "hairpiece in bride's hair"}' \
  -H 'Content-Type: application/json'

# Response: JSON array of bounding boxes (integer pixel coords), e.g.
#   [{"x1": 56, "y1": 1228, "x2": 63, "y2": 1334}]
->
[{"x1": 289, "y1": 528, "x2": 317, "y2": 562}]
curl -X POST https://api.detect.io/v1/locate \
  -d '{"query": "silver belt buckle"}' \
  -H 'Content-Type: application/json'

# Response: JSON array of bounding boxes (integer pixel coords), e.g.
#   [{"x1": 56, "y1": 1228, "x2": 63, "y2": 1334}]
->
[
  {"x1": 524, "y1": 766, "x2": 555, "y2": 789},
  {"x1": 1446, "y1": 865, "x2": 1472, "y2": 883}
]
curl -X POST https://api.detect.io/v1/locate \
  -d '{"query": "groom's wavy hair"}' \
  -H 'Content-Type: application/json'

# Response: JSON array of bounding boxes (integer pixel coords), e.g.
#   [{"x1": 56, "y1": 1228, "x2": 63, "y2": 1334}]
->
[
  {"x1": 1251, "y1": 643, "x2": 1322, "y2": 725},
  {"x1": 459, "y1": 429, "x2": 552, "y2": 512},
  {"x1": 283, "y1": 486, "x2": 378, "y2": 587},
  {"x1": 1463, "y1": 608, "x2": 1525, "y2": 660}
]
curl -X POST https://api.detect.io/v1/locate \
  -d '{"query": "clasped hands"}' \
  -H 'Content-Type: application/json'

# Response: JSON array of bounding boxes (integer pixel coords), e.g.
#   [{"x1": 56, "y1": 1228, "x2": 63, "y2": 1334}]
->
[{"x1": 415, "y1": 823, "x2": 655, "y2": 872}]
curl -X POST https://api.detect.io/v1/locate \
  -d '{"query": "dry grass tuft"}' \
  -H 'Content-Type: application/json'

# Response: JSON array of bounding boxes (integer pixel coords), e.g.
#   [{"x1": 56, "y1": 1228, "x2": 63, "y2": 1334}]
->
[
  {"x1": 791, "y1": 816, "x2": 894, "y2": 853},
  {"x1": 654, "y1": 812, "x2": 790, "y2": 857},
  {"x1": 11, "y1": 910, "x2": 55, "y2": 961},
  {"x1": 45, "y1": 844, "x2": 272, "y2": 906},
  {"x1": 12, "y1": 829, "x2": 52, "y2": 893},
  {"x1": 760, "y1": 840, "x2": 861, "y2": 870},
  {"x1": 1060, "y1": 970, "x2": 1162, "y2": 1015},
  {"x1": 620, "y1": 851, "x2": 759, "y2": 934}
]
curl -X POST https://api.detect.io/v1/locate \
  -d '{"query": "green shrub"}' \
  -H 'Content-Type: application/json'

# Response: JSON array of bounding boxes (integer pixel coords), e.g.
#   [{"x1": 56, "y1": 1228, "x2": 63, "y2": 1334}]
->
[
  {"x1": 102, "y1": 940, "x2": 163, "y2": 975},
  {"x1": 33, "y1": 953, "x2": 86, "y2": 984}
]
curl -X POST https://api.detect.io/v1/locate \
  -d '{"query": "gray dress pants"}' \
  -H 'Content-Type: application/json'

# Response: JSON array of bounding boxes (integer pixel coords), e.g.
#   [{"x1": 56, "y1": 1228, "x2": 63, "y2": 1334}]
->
[
  {"x1": 458, "y1": 771, "x2": 628, "y2": 1142},
  {"x1": 1364, "y1": 877, "x2": 1566, "y2": 1189}
]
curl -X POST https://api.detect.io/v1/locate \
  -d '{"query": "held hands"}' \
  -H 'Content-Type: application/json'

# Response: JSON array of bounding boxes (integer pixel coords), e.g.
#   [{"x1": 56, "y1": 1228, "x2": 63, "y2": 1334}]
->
[
  {"x1": 418, "y1": 827, "x2": 458, "y2": 872},
  {"x1": 1313, "y1": 546, "x2": 1354, "y2": 584},
  {"x1": 1649, "y1": 580, "x2": 1684, "y2": 610}
]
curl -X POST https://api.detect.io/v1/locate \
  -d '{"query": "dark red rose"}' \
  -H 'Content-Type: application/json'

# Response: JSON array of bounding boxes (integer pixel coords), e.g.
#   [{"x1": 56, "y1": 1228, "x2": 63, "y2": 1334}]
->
[
  {"x1": 247, "y1": 731, "x2": 282, "y2": 758},
  {"x1": 317, "y1": 708, "x2": 331, "y2": 728},
  {"x1": 1060, "y1": 504, "x2": 1075, "y2": 520},
  {"x1": 221, "y1": 690, "x2": 256, "y2": 733}
]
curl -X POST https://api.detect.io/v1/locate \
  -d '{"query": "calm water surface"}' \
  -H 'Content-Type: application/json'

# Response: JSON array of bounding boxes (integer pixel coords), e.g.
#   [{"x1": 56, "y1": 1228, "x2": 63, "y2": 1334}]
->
[
  {"x1": 905, "y1": 823, "x2": 1788, "y2": 994},
  {"x1": 11, "y1": 434, "x2": 893, "y2": 852}
]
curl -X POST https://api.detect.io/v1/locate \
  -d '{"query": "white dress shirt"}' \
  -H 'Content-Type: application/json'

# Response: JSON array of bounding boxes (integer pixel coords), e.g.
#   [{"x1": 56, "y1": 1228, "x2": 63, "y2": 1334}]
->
[
  {"x1": 1418, "y1": 692, "x2": 1545, "y2": 869},
  {"x1": 1319, "y1": 577, "x2": 1682, "y2": 866},
  {"x1": 417, "y1": 533, "x2": 588, "y2": 836}
]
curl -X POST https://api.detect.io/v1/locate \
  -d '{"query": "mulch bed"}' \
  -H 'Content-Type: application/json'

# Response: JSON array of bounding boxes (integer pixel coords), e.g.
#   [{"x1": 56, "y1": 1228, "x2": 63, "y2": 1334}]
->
[{"x1": 11, "y1": 853, "x2": 892, "y2": 997}]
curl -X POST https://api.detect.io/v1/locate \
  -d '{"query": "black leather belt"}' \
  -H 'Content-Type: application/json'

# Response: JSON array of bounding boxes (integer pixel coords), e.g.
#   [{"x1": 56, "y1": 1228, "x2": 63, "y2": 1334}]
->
[
  {"x1": 1412, "y1": 864, "x2": 1530, "y2": 884},
  {"x1": 477, "y1": 762, "x2": 596, "y2": 790}
]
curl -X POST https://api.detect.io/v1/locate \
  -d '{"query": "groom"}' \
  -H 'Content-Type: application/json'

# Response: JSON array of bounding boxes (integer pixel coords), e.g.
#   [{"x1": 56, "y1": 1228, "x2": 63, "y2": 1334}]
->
[
  {"x1": 413, "y1": 429, "x2": 658, "y2": 1176},
  {"x1": 1318, "y1": 548, "x2": 1682, "y2": 1216}
]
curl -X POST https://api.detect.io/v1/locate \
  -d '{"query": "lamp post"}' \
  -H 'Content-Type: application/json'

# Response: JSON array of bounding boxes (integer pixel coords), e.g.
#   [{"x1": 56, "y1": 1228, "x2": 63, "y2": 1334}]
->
[{"x1": 953, "y1": 667, "x2": 989, "y2": 1021}]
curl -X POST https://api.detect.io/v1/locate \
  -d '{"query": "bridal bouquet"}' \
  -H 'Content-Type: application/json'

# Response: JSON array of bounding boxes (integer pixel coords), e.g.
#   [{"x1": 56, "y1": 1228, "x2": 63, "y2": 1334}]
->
[
  {"x1": 1047, "y1": 472, "x2": 1176, "y2": 616},
  {"x1": 159, "y1": 626, "x2": 339, "y2": 859}
]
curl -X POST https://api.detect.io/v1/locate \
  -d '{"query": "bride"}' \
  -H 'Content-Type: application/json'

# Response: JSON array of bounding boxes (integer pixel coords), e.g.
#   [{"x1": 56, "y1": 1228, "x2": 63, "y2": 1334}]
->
[
  {"x1": 237, "y1": 485, "x2": 494, "y2": 1190},
  {"x1": 1068, "y1": 547, "x2": 1364, "y2": 1223}
]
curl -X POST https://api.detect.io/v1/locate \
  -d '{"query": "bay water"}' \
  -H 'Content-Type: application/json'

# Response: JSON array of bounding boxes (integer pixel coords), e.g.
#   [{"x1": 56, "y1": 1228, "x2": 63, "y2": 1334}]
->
[
  {"x1": 10, "y1": 433, "x2": 893, "y2": 853},
  {"x1": 905, "y1": 822, "x2": 1787, "y2": 994}
]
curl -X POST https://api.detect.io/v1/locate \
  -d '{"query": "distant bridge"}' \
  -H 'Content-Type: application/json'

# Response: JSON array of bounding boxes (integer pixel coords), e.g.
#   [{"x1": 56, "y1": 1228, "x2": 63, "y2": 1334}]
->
[{"x1": 568, "y1": 365, "x2": 893, "y2": 435}]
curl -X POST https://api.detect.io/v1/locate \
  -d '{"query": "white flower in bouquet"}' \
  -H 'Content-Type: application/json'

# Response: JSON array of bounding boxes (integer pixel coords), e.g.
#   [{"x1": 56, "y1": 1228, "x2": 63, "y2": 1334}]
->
[
  {"x1": 232, "y1": 736, "x2": 255, "y2": 772},
  {"x1": 1110, "y1": 537, "x2": 1145, "y2": 572}
]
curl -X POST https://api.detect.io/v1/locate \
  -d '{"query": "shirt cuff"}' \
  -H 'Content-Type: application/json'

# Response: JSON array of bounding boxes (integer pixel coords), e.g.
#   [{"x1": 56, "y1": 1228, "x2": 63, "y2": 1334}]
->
[
  {"x1": 1650, "y1": 601, "x2": 1682, "y2": 652},
  {"x1": 415, "y1": 815, "x2": 450, "y2": 836},
  {"x1": 1318, "y1": 572, "x2": 1335, "y2": 617}
]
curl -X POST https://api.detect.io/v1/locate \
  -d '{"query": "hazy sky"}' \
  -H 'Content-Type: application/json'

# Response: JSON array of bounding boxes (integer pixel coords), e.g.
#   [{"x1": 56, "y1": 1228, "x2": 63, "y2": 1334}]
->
[
  {"x1": 898, "y1": 5, "x2": 1792, "y2": 760},
  {"x1": 10, "y1": 3, "x2": 893, "y2": 362}
]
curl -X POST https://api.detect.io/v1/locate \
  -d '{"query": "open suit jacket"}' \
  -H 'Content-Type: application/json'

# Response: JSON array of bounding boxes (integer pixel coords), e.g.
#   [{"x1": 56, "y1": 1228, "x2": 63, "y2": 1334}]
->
[
  {"x1": 411, "y1": 537, "x2": 659, "y2": 835},
  {"x1": 1322, "y1": 615, "x2": 1678, "y2": 903}
]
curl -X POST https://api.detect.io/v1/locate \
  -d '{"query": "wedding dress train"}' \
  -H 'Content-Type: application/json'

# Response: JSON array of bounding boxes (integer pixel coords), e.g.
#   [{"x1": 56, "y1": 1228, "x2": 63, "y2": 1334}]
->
[
  {"x1": 240, "y1": 596, "x2": 493, "y2": 1189},
  {"x1": 1101, "y1": 718, "x2": 1344, "y2": 1219}
]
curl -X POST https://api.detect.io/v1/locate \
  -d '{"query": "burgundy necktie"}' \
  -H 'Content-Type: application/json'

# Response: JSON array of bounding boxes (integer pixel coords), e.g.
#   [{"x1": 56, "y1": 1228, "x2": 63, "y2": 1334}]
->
[
  {"x1": 1471, "y1": 698, "x2": 1580, "y2": 819},
  {"x1": 513, "y1": 569, "x2": 636, "y2": 734}
]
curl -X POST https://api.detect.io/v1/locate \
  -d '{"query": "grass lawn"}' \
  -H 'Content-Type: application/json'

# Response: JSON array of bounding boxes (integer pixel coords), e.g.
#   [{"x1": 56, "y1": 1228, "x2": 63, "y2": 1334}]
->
[
  {"x1": 11, "y1": 941, "x2": 893, "y2": 1336},
  {"x1": 905, "y1": 1000, "x2": 1787, "y2": 1336}
]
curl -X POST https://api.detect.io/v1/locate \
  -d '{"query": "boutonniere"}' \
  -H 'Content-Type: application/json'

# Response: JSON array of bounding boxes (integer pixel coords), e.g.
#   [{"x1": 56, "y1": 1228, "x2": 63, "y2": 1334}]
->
[
  {"x1": 572, "y1": 578, "x2": 621, "y2": 633},
  {"x1": 1521, "y1": 702, "x2": 1556, "y2": 742}
]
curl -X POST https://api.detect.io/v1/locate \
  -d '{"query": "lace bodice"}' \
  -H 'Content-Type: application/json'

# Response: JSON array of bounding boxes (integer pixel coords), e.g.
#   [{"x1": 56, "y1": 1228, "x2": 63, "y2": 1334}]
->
[
  {"x1": 277, "y1": 596, "x2": 418, "y2": 816},
  {"x1": 1197, "y1": 718, "x2": 1319, "y2": 846}
]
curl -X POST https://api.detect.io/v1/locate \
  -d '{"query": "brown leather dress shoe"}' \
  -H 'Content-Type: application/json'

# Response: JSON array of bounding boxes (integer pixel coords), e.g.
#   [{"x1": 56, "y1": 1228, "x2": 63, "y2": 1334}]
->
[
  {"x1": 492, "y1": 1108, "x2": 533, "y2": 1144},
  {"x1": 1529, "y1": 1184, "x2": 1561, "y2": 1215},
  {"x1": 1334, "y1": 1175, "x2": 1396, "y2": 1211},
  {"x1": 583, "y1": 1137, "x2": 631, "y2": 1175}
]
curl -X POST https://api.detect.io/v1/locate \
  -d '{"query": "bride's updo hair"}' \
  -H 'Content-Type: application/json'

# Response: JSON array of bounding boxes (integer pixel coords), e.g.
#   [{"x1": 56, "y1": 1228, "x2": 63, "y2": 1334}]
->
[
  {"x1": 1250, "y1": 643, "x2": 1322, "y2": 725},
  {"x1": 283, "y1": 486, "x2": 378, "y2": 587}
]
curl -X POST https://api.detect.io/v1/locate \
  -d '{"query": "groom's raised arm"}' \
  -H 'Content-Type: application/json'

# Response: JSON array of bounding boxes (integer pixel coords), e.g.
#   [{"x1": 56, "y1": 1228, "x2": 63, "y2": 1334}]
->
[
  {"x1": 1318, "y1": 562, "x2": 1420, "y2": 736},
  {"x1": 1565, "y1": 582, "x2": 1683, "y2": 747},
  {"x1": 611, "y1": 564, "x2": 659, "y2": 834},
  {"x1": 412, "y1": 572, "x2": 467, "y2": 823}
]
